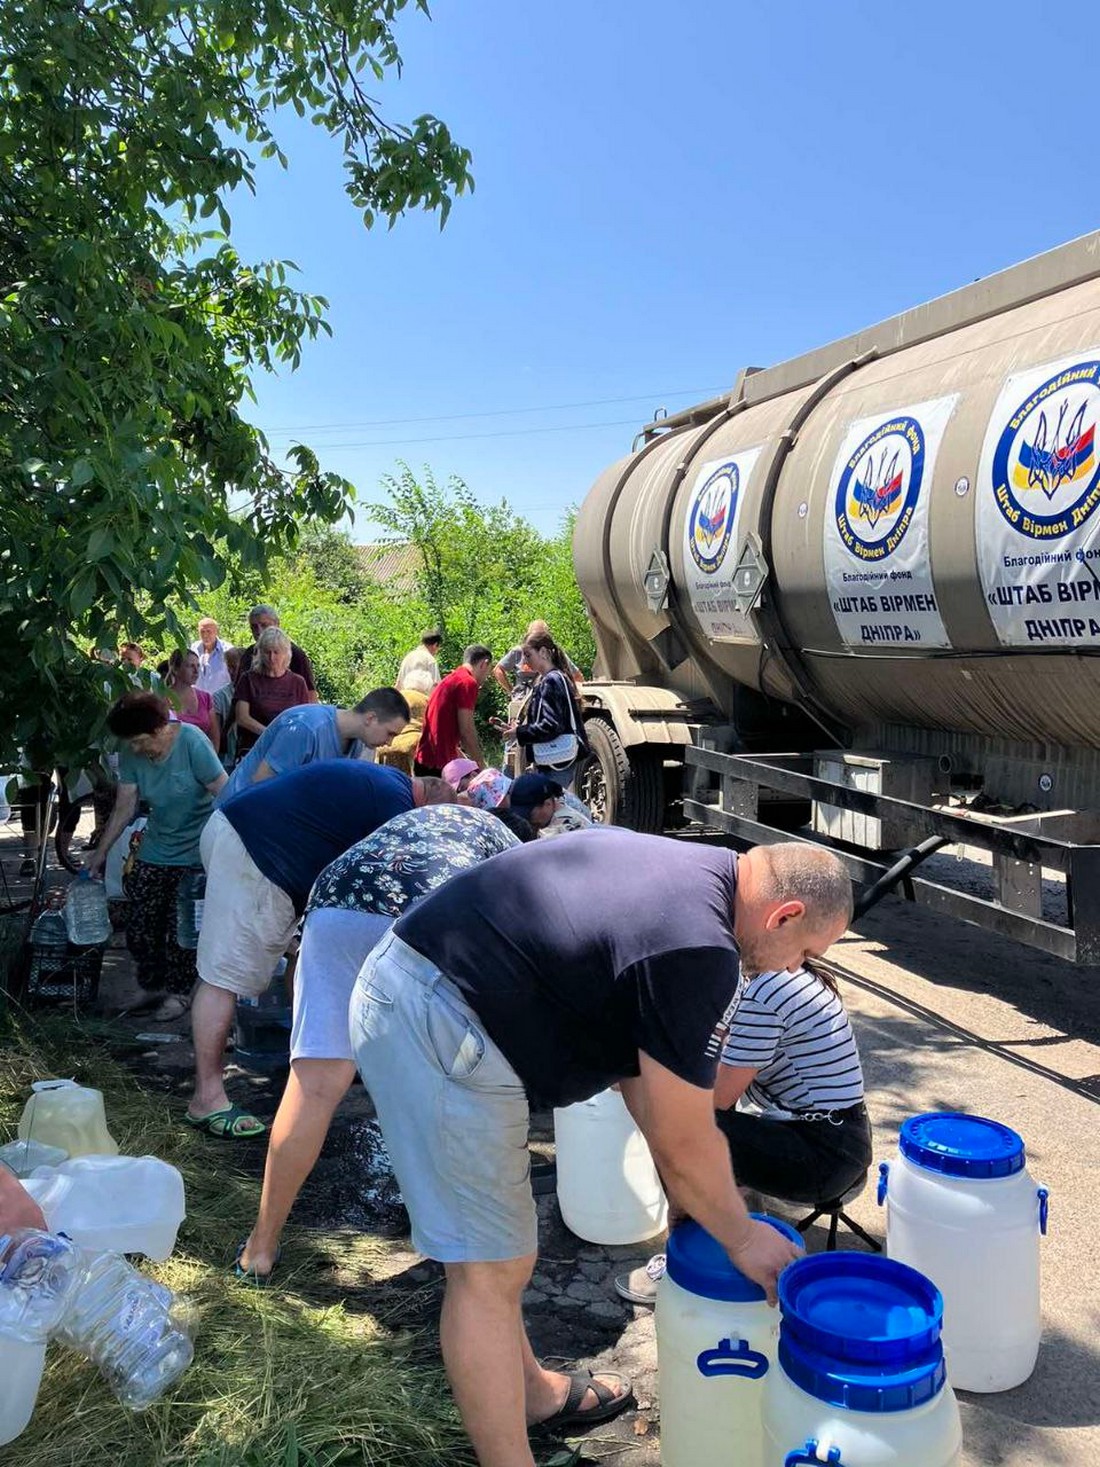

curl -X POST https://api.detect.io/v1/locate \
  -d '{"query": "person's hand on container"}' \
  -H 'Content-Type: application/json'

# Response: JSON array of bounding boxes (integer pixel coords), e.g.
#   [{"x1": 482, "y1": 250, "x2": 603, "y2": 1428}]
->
[
  {"x1": 0, "y1": 1165, "x2": 47, "y2": 1232},
  {"x1": 728, "y1": 1217, "x2": 803, "y2": 1305}
]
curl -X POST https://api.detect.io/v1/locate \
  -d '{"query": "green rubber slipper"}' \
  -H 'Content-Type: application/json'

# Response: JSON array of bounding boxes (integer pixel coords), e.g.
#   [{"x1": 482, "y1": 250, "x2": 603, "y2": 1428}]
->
[{"x1": 184, "y1": 1103, "x2": 266, "y2": 1139}]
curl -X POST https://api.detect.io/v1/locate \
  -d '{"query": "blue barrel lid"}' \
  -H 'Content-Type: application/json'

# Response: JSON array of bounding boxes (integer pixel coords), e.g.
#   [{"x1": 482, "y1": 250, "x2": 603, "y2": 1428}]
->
[
  {"x1": 900, "y1": 1111, "x2": 1025, "y2": 1180},
  {"x1": 779, "y1": 1252, "x2": 943, "y2": 1363},
  {"x1": 666, "y1": 1215, "x2": 802, "y2": 1303},
  {"x1": 778, "y1": 1253, "x2": 947, "y2": 1413}
]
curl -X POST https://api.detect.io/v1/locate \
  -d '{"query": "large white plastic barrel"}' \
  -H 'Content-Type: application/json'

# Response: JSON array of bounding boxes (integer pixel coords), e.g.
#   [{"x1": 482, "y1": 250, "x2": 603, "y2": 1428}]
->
[
  {"x1": 0, "y1": 1337, "x2": 46, "y2": 1445},
  {"x1": 878, "y1": 1111, "x2": 1047, "y2": 1393},
  {"x1": 553, "y1": 1088, "x2": 667, "y2": 1245},
  {"x1": 17, "y1": 1080, "x2": 119, "y2": 1158},
  {"x1": 762, "y1": 1253, "x2": 962, "y2": 1466},
  {"x1": 21, "y1": 1155, "x2": 186, "y2": 1261},
  {"x1": 656, "y1": 1215, "x2": 801, "y2": 1467}
]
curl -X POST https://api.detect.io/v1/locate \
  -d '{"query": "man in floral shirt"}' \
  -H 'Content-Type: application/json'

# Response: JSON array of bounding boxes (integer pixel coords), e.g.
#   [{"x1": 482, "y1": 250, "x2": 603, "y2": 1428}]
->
[{"x1": 235, "y1": 803, "x2": 519, "y2": 1280}]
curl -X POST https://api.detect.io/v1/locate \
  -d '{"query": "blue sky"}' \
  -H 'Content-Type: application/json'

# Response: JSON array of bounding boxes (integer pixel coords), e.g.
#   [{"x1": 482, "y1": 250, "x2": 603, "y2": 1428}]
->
[{"x1": 228, "y1": 0, "x2": 1100, "y2": 540}]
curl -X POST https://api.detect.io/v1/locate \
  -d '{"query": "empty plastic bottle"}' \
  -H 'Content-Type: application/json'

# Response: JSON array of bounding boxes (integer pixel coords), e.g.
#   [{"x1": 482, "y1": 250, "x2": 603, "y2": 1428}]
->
[
  {"x1": 0, "y1": 1229, "x2": 194, "y2": 1411},
  {"x1": 64, "y1": 872, "x2": 111, "y2": 946},
  {"x1": 175, "y1": 868, "x2": 205, "y2": 949}
]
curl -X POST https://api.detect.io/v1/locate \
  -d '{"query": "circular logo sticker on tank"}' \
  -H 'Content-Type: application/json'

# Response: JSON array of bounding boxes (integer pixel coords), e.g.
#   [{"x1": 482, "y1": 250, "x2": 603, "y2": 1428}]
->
[
  {"x1": 834, "y1": 415, "x2": 925, "y2": 562},
  {"x1": 991, "y1": 360, "x2": 1100, "y2": 537},
  {"x1": 687, "y1": 461, "x2": 738, "y2": 573}
]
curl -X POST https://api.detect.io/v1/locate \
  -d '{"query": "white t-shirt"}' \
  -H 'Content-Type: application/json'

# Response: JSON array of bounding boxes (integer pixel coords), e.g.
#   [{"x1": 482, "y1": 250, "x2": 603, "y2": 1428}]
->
[{"x1": 397, "y1": 645, "x2": 440, "y2": 689}]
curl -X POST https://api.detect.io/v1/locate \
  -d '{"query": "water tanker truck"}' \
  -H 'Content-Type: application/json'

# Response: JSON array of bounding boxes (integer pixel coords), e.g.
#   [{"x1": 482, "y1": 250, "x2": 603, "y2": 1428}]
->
[{"x1": 573, "y1": 231, "x2": 1100, "y2": 963}]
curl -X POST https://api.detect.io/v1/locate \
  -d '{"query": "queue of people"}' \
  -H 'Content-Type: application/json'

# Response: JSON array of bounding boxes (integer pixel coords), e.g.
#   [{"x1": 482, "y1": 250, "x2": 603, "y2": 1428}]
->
[{"x1": 25, "y1": 607, "x2": 871, "y2": 1467}]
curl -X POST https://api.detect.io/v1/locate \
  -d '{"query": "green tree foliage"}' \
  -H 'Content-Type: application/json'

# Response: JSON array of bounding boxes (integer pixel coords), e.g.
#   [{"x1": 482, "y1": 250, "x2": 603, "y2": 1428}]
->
[
  {"x1": 0, "y1": 1, "x2": 472, "y2": 770},
  {"x1": 172, "y1": 474, "x2": 595, "y2": 721}
]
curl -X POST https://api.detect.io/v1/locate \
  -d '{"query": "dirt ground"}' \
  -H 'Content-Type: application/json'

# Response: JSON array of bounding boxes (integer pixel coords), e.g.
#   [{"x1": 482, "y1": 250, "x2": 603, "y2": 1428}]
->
[{"x1": 5, "y1": 817, "x2": 1099, "y2": 1466}]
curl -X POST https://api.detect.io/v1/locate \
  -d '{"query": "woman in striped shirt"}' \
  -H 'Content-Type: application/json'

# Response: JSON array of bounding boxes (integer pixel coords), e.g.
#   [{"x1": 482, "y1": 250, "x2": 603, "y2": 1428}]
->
[
  {"x1": 615, "y1": 962, "x2": 873, "y2": 1305},
  {"x1": 713, "y1": 960, "x2": 872, "y2": 1203}
]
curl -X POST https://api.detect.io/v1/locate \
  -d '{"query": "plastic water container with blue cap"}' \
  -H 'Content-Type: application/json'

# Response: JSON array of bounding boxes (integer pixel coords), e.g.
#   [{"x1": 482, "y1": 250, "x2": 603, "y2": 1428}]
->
[
  {"x1": 655, "y1": 1214, "x2": 801, "y2": 1467},
  {"x1": 877, "y1": 1111, "x2": 1048, "y2": 1393},
  {"x1": 761, "y1": 1252, "x2": 962, "y2": 1466}
]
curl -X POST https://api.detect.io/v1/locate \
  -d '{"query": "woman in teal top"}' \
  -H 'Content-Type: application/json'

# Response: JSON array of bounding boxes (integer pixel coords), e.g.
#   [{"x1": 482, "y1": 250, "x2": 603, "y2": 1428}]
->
[{"x1": 87, "y1": 692, "x2": 226, "y2": 1020}]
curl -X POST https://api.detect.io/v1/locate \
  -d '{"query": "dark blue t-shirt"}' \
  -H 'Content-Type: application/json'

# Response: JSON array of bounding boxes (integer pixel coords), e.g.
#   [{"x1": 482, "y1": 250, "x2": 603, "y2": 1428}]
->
[
  {"x1": 395, "y1": 826, "x2": 743, "y2": 1107},
  {"x1": 221, "y1": 760, "x2": 414, "y2": 912}
]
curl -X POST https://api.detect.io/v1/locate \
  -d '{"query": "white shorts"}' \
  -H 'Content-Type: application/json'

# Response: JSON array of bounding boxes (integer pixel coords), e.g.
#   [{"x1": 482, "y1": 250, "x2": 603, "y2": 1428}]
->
[
  {"x1": 197, "y1": 809, "x2": 299, "y2": 997},
  {"x1": 290, "y1": 907, "x2": 393, "y2": 1063}
]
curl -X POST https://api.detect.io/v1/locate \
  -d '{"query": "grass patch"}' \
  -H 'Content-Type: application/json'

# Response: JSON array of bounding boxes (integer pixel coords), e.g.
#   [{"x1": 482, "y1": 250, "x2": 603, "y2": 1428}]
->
[{"x1": 1, "y1": 1011, "x2": 472, "y2": 1467}]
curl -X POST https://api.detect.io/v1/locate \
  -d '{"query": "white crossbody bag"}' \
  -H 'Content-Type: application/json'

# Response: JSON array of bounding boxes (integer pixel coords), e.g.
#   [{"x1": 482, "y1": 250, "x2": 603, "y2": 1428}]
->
[{"x1": 530, "y1": 674, "x2": 581, "y2": 769}]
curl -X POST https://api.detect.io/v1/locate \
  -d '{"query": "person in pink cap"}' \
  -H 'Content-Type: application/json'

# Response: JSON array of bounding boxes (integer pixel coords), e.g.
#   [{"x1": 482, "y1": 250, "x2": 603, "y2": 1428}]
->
[
  {"x1": 442, "y1": 756, "x2": 479, "y2": 794},
  {"x1": 465, "y1": 767, "x2": 512, "y2": 810}
]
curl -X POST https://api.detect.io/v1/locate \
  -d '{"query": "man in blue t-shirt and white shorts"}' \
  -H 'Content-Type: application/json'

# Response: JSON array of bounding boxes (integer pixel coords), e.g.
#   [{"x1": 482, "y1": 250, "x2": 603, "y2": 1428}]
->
[
  {"x1": 348, "y1": 828, "x2": 852, "y2": 1465},
  {"x1": 187, "y1": 760, "x2": 454, "y2": 1140}
]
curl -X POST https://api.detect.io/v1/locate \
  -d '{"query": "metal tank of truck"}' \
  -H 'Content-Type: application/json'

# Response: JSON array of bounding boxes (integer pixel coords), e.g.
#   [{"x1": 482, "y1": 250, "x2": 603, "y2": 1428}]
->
[{"x1": 572, "y1": 231, "x2": 1100, "y2": 963}]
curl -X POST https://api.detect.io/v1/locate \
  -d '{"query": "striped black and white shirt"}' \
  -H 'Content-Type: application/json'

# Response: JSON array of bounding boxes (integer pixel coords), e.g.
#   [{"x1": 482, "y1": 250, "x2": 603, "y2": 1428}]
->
[{"x1": 719, "y1": 967, "x2": 864, "y2": 1114}]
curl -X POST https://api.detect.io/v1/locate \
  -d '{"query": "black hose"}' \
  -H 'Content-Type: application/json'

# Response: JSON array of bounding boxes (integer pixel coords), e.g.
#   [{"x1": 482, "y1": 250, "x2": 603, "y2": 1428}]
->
[{"x1": 852, "y1": 835, "x2": 949, "y2": 919}]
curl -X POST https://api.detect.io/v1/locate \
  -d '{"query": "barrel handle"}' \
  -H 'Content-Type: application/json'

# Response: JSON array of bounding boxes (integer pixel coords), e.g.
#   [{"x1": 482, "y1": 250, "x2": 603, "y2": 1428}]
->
[
  {"x1": 1038, "y1": 1186, "x2": 1050, "y2": 1236},
  {"x1": 877, "y1": 1160, "x2": 889, "y2": 1205},
  {"x1": 785, "y1": 1440, "x2": 844, "y2": 1466},
  {"x1": 695, "y1": 1336, "x2": 769, "y2": 1379}
]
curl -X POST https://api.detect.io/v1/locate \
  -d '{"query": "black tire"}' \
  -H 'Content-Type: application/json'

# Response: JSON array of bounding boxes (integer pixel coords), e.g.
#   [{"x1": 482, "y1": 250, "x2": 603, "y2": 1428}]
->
[
  {"x1": 578, "y1": 719, "x2": 666, "y2": 833},
  {"x1": 54, "y1": 795, "x2": 96, "y2": 874}
]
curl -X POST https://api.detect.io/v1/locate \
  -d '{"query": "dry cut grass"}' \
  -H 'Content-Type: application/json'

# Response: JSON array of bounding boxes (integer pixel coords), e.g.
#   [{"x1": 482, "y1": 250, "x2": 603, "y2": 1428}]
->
[{"x1": 0, "y1": 1011, "x2": 472, "y2": 1467}]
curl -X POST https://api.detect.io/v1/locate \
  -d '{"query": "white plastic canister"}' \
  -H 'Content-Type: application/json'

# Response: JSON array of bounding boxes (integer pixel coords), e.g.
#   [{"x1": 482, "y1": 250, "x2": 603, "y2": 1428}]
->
[
  {"x1": 878, "y1": 1111, "x2": 1047, "y2": 1393},
  {"x1": 553, "y1": 1088, "x2": 667, "y2": 1245},
  {"x1": 0, "y1": 1337, "x2": 46, "y2": 1445},
  {"x1": 656, "y1": 1215, "x2": 801, "y2": 1467},
  {"x1": 17, "y1": 1080, "x2": 119, "y2": 1158},
  {"x1": 21, "y1": 1155, "x2": 186, "y2": 1261},
  {"x1": 762, "y1": 1252, "x2": 962, "y2": 1467}
]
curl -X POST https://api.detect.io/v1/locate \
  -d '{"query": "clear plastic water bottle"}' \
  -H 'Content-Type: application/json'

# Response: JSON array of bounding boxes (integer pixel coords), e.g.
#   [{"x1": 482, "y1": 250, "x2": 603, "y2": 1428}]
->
[
  {"x1": 64, "y1": 872, "x2": 111, "y2": 946},
  {"x1": 0, "y1": 1229, "x2": 194, "y2": 1410},
  {"x1": 29, "y1": 893, "x2": 70, "y2": 961},
  {"x1": 175, "y1": 868, "x2": 205, "y2": 949}
]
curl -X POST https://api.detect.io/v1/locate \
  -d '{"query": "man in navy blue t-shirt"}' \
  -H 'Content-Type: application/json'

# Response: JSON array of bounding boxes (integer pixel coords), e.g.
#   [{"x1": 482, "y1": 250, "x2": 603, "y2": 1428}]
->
[
  {"x1": 186, "y1": 761, "x2": 454, "y2": 1140},
  {"x1": 348, "y1": 828, "x2": 852, "y2": 1462}
]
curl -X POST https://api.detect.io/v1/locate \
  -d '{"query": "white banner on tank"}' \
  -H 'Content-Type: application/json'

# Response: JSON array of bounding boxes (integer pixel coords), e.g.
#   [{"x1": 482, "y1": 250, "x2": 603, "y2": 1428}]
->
[
  {"x1": 824, "y1": 395, "x2": 956, "y2": 649},
  {"x1": 681, "y1": 447, "x2": 764, "y2": 639},
  {"x1": 977, "y1": 350, "x2": 1100, "y2": 648}
]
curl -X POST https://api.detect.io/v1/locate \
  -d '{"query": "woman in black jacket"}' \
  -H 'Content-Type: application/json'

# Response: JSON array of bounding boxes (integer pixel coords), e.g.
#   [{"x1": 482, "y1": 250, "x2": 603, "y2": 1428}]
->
[{"x1": 505, "y1": 633, "x2": 588, "y2": 789}]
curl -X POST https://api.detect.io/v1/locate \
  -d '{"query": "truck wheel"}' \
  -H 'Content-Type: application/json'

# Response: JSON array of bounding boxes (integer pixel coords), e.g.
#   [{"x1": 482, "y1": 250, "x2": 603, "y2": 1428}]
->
[{"x1": 578, "y1": 719, "x2": 665, "y2": 833}]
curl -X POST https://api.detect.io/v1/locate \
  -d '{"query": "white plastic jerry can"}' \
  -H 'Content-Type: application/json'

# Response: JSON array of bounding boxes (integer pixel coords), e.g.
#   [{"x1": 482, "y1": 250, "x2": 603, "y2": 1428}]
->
[
  {"x1": 761, "y1": 1251, "x2": 962, "y2": 1467},
  {"x1": 0, "y1": 1336, "x2": 47, "y2": 1446},
  {"x1": 17, "y1": 1079, "x2": 119, "y2": 1158},
  {"x1": 878, "y1": 1111, "x2": 1048, "y2": 1392},
  {"x1": 21, "y1": 1155, "x2": 186, "y2": 1262},
  {"x1": 656, "y1": 1216, "x2": 800, "y2": 1467},
  {"x1": 552, "y1": 1088, "x2": 667, "y2": 1245}
]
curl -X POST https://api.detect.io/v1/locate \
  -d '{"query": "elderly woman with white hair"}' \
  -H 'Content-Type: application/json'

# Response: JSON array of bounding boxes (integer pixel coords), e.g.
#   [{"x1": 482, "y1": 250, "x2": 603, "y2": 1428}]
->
[{"x1": 233, "y1": 626, "x2": 311, "y2": 756}]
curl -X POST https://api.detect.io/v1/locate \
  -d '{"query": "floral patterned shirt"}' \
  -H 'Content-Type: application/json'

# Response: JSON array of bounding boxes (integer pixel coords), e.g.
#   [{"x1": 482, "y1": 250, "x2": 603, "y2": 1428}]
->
[{"x1": 306, "y1": 804, "x2": 519, "y2": 917}]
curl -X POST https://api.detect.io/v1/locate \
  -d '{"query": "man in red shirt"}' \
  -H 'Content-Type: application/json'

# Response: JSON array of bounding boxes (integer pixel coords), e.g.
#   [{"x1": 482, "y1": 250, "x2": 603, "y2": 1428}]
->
[{"x1": 415, "y1": 644, "x2": 493, "y2": 776}]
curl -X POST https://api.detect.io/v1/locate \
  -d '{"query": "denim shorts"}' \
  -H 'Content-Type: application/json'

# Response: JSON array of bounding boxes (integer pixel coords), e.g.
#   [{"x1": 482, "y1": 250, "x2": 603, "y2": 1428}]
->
[{"x1": 349, "y1": 932, "x2": 536, "y2": 1263}]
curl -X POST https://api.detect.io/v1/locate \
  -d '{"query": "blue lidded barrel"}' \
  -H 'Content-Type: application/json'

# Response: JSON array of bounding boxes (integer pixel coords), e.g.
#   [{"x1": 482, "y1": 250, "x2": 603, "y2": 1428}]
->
[
  {"x1": 656, "y1": 1215, "x2": 801, "y2": 1467},
  {"x1": 762, "y1": 1252, "x2": 962, "y2": 1466},
  {"x1": 878, "y1": 1111, "x2": 1047, "y2": 1392}
]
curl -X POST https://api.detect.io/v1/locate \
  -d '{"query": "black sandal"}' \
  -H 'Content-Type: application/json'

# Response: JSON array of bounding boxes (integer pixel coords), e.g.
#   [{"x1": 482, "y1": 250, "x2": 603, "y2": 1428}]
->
[{"x1": 535, "y1": 1369, "x2": 634, "y2": 1431}]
